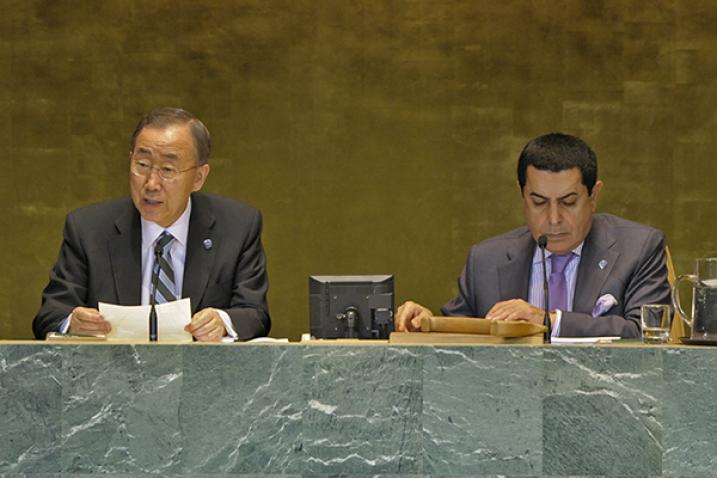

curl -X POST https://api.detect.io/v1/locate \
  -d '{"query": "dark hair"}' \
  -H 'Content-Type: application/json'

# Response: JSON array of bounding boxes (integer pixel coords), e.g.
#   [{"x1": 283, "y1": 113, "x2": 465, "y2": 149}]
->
[
  {"x1": 130, "y1": 107, "x2": 211, "y2": 165},
  {"x1": 517, "y1": 133, "x2": 597, "y2": 194}
]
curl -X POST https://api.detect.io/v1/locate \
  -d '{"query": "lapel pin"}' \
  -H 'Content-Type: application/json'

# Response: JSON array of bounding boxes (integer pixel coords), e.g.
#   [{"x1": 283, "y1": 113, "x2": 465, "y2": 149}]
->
[
  {"x1": 202, "y1": 238, "x2": 213, "y2": 251},
  {"x1": 598, "y1": 259, "x2": 608, "y2": 270}
]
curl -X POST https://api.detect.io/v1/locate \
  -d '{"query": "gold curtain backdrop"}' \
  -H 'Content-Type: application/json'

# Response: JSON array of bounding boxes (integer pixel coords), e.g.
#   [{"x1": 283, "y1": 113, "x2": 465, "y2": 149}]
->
[{"x1": 1, "y1": 0, "x2": 715, "y2": 340}]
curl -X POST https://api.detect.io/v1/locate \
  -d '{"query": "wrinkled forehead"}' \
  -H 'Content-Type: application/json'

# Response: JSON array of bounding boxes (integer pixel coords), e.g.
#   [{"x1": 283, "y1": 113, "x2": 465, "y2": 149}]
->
[
  {"x1": 134, "y1": 144, "x2": 181, "y2": 162},
  {"x1": 133, "y1": 125, "x2": 197, "y2": 162}
]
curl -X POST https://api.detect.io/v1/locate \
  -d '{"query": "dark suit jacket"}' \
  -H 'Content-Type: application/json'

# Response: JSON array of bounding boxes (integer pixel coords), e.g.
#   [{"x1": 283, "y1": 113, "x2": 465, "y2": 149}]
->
[
  {"x1": 33, "y1": 192, "x2": 270, "y2": 340},
  {"x1": 440, "y1": 214, "x2": 670, "y2": 338}
]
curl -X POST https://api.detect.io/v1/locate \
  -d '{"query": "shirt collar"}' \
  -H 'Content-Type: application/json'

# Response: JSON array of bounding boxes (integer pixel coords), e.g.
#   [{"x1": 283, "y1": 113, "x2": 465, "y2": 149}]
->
[
  {"x1": 532, "y1": 240, "x2": 584, "y2": 265},
  {"x1": 141, "y1": 198, "x2": 192, "y2": 248}
]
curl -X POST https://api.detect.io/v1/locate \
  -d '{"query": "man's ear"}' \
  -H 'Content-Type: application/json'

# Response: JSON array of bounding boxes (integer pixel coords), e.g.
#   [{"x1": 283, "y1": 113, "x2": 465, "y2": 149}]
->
[
  {"x1": 590, "y1": 179, "x2": 604, "y2": 210},
  {"x1": 193, "y1": 164, "x2": 210, "y2": 191}
]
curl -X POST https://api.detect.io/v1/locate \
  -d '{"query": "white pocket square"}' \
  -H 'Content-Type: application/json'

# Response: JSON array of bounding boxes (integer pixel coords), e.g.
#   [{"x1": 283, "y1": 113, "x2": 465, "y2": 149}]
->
[{"x1": 592, "y1": 294, "x2": 618, "y2": 317}]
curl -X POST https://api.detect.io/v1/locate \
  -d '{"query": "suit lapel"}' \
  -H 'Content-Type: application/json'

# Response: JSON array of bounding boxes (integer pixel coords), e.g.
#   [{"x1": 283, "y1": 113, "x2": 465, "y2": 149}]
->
[
  {"x1": 574, "y1": 218, "x2": 619, "y2": 313},
  {"x1": 497, "y1": 231, "x2": 535, "y2": 301},
  {"x1": 183, "y1": 194, "x2": 217, "y2": 313},
  {"x1": 108, "y1": 205, "x2": 142, "y2": 305}
]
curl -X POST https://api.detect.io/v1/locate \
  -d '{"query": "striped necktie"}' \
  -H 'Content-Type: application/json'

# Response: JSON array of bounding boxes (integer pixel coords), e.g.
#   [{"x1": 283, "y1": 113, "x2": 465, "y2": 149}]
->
[{"x1": 152, "y1": 231, "x2": 177, "y2": 303}]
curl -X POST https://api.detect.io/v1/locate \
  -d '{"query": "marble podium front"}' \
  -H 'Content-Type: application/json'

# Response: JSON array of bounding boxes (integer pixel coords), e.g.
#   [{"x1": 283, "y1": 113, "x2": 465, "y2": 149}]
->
[{"x1": 1, "y1": 341, "x2": 715, "y2": 477}]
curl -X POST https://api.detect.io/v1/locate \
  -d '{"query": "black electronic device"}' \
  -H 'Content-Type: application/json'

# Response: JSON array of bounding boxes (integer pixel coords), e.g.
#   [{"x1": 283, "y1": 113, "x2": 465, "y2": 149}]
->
[{"x1": 309, "y1": 275, "x2": 394, "y2": 339}]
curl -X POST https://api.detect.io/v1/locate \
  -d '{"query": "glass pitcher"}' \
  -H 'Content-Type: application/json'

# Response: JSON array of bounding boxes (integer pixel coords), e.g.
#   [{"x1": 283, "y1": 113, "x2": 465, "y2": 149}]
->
[{"x1": 672, "y1": 258, "x2": 717, "y2": 340}]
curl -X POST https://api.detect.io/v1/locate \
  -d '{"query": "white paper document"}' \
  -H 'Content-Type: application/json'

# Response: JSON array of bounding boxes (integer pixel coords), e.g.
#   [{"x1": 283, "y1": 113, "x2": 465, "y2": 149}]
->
[
  {"x1": 99, "y1": 298, "x2": 193, "y2": 342},
  {"x1": 551, "y1": 336, "x2": 621, "y2": 344},
  {"x1": 246, "y1": 337, "x2": 290, "y2": 343}
]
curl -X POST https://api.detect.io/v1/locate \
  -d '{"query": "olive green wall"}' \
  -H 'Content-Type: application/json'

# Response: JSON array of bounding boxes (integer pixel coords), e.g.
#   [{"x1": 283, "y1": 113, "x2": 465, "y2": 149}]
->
[{"x1": 2, "y1": 0, "x2": 716, "y2": 340}]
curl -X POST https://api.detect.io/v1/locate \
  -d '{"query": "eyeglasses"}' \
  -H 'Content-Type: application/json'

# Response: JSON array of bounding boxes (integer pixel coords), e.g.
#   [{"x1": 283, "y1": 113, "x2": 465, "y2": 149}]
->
[{"x1": 130, "y1": 158, "x2": 199, "y2": 182}]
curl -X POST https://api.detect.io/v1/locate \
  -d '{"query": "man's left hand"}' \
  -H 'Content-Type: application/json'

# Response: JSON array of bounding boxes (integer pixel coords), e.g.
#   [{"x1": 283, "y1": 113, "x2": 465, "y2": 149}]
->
[
  {"x1": 185, "y1": 307, "x2": 227, "y2": 342},
  {"x1": 486, "y1": 299, "x2": 546, "y2": 325}
]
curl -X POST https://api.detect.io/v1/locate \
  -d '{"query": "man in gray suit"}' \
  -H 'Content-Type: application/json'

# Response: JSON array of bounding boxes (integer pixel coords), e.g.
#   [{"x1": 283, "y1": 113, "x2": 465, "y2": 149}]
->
[
  {"x1": 396, "y1": 133, "x2": 669, "y2": 338},
  {"x1": 33, "y1": 107, "x2": 270, "y2": 341}
]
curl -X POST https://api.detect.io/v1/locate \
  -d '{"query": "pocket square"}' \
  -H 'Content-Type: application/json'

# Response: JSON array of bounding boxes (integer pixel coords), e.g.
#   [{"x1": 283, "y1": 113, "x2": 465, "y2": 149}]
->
[{"x1": 592, "y1": 294, "x2": 618, "y2": 317}]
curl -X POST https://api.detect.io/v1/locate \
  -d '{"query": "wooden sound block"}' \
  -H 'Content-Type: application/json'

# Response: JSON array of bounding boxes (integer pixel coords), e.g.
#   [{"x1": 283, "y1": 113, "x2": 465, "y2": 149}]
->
[
  {"x1": 420, "y1": 316, "x2": 546, "y2": 338},
  {"x1": 389, "y1": 331, "x2": 544, "y2": 345}
]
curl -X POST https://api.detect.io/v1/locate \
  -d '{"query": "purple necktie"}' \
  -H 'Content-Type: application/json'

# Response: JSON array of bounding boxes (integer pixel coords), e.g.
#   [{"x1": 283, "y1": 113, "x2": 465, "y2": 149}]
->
[{"x1": 549, "y1": 253, "x2": 573, "y2": 311}]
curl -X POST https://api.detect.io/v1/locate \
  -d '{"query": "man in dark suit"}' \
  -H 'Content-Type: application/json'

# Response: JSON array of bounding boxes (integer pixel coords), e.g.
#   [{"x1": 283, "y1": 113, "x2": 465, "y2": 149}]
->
[
  {"x1": 396, "y1": 133, "x2": 670, "y2": 338},
  {"x1": 33, "y1": 107, "x2": 270, "y2": 341}
]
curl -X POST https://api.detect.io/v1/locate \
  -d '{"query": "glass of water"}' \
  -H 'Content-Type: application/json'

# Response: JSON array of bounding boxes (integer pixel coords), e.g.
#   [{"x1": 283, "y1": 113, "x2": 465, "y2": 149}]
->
[{"x1": 641, "y1": 304, "x2": 672, "y2": 344}]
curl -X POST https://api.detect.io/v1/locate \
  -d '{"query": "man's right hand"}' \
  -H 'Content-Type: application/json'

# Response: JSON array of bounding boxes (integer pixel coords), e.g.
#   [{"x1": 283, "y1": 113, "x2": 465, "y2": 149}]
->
[
  {"x1": 69, "y1": 307, "x2": 112, "y2": 335},
  {"x1": 395, "y1": 301, "x2": 433, "y2": 332}
]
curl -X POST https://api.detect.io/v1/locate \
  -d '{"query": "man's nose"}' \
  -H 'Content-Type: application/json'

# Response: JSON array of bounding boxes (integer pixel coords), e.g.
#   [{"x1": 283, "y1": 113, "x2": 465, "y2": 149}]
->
[
  {"x1": 144, "y1": 168, "x2": 162, "y2": 189},
  {"x1": 548, "y1": 202, "x2": 561, "y2": 225}
]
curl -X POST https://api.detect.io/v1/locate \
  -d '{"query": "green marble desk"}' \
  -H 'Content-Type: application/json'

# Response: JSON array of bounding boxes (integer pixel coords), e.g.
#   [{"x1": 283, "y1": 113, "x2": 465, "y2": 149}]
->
[{"x1": 1, "y1": 341, "x2": 715, "y2": 477}]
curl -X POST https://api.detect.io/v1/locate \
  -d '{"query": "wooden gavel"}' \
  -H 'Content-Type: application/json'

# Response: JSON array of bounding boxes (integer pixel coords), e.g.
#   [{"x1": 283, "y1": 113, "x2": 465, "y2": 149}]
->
[{"x1": 420, "y1": 316, "x2": 546, "y2": 338}]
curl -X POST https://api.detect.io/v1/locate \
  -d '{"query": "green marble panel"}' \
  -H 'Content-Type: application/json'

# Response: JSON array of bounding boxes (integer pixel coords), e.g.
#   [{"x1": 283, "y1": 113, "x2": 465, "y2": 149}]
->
[
  {"x1": 4, "y1": 343, "x2": 717, "y2": 476},
  {"x1": 178, "y1": 345, "x2": 303, "y2": 474},
  {"x1": 59, "y1": 345, "x2": 183, "y2": 474},
  {"x1": 543, "y1": 347, "x2": 662, "y2": 476},
  {"x1": 51, "y1": 474, "x2": 299, "y2": 478},
  {"x1": 663, "y1": 348, "x2": 717, "y2": 477},
  {"x1": 299, "y1": 346, "x2": 422, "y2": 474},
  {"x1": 0, "y1": 474, "x2": 61, "y2": 478},
  {"x1": 422, "y1": 346, "x2": 543, "y2": 476},
  {"x1": 301, "y1": 475, "x2": 424, "y2": 478},
  {"x1": 300, "y1": 475, "x2": 423, "y2": 478},
  {"x1": 0, "y1": 346, "x2": 63, "y2": 474}
]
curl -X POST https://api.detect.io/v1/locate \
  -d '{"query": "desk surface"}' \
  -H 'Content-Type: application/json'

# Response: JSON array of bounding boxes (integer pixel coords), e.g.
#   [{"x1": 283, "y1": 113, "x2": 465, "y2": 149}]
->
[{"x1": 1, "y1": 341, "x2": 715, "y2": 476}]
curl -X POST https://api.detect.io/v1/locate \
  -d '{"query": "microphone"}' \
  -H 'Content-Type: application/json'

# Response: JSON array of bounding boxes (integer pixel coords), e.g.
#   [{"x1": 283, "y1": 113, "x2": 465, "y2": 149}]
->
[
  {"x1": 149, "y1": 241, "x2": 163, "y2": 342},
  {"x1": 538, "y1": 235, "x2": 552, "y2": 343}
]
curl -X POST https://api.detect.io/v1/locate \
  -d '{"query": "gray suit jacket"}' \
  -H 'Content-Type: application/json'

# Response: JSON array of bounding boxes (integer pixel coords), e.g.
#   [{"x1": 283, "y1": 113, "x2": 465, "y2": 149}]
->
[
  {"x1": 440, "y1": 214, "x2": 670, "y2": 338},
  {"x1": 33, "y1": 192, "x2": 270, "y2": 340}
]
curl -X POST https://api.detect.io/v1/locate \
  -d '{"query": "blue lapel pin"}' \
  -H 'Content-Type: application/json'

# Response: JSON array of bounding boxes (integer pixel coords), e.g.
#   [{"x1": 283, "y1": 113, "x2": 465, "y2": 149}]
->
[
  {"x1": 202, "y1": 238, "x2": 213, "y2": 251},
  {"x1": 598, "y1": 259, "x2": 608, "y2": 270}
]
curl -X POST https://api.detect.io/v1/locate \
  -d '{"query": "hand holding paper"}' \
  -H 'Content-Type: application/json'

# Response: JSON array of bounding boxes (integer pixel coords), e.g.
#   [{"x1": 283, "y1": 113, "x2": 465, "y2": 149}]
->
[
  {"x1": 69, "y1": 307, "x2": 112, "y2": 335},
  {"x1": 185, "y1": 307, "x2": 228, "y2": 342},
  {"x1": 99, "y1": 298, "x2": 193, "y2": 342}
]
